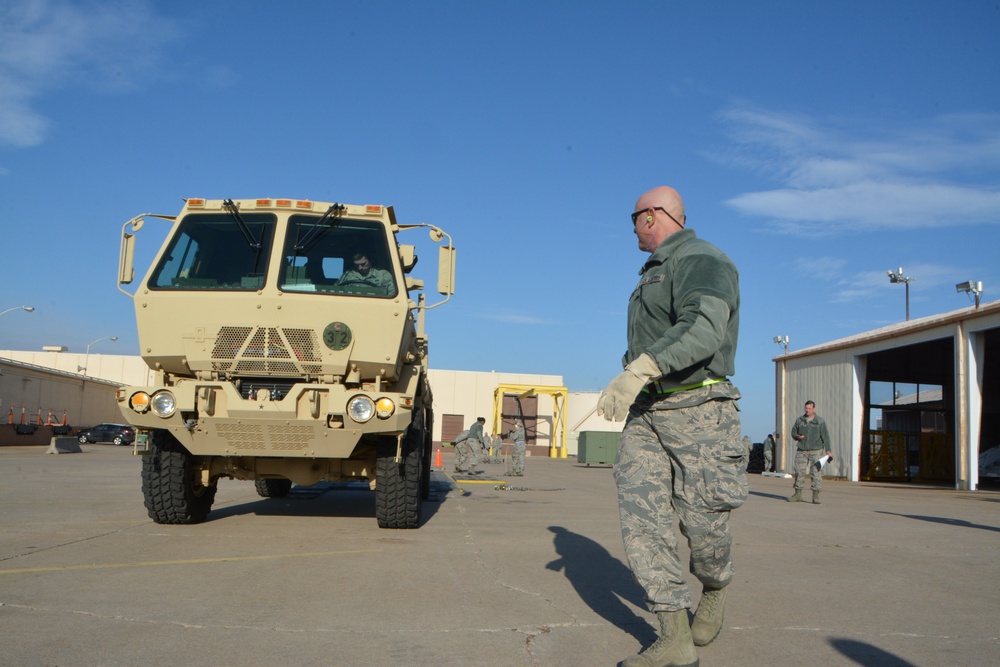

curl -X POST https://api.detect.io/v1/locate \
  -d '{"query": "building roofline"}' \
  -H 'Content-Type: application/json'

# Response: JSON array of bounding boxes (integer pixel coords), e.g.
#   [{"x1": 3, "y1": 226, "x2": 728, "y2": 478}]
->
[
  {"x1": 0, "y1": 356, "x2": 122, "y2": 387},
  {"x1": 772, "y1": 299, "x2": 1000, "y2": 361}
]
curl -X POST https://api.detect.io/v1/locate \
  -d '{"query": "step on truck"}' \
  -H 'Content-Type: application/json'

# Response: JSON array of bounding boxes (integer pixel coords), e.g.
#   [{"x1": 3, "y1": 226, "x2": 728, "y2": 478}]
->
[{"x1": 116, "y1": 198, "x2": 456, "y2": 528}]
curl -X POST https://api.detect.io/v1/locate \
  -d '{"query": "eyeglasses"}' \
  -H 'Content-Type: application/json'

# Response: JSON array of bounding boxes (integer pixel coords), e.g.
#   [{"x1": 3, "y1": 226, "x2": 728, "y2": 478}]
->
[{"x1": 630, "y1": 207, "x2": 684, "y2": 228}]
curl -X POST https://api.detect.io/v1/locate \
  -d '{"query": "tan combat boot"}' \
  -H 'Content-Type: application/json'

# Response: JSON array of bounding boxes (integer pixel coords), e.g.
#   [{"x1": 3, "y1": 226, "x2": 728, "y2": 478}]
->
[
  {"x1": 622, "y1": 609, "x2": 699, "y2": 667},
  {"x1": 787, "y1": 489, "x2": 802, "y2": 502},
  {"x1": 691, "y1": 587, "x2": 728, "y2": 646},
  {"x1": 812, "y1": 491, "x2": 821, "y2": 504}
]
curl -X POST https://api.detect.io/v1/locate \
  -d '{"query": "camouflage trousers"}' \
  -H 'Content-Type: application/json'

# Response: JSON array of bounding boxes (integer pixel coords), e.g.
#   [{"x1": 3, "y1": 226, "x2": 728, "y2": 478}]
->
[
  {"x1": 793, "y1": 449, "x2": 824, "y2": 491},
  {"x1": 511, "y1": 442, "x2": 526, "y2": 475},
  {"x1": 454, "y1": 440, "x2": 479, "y2": 471},
  {"x1": 614, "y1": 398, "x2": 747, "y2": 612}
]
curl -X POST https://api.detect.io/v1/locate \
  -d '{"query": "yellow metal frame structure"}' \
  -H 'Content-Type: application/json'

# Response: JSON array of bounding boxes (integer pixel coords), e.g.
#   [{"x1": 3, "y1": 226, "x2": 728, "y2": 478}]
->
[{"x1": 492, "y1": 384, "x2": 568, "y2": 459}]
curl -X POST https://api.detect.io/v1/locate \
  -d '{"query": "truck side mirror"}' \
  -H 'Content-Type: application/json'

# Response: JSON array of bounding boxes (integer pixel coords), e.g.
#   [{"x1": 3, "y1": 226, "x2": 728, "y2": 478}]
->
[
  {"x1": 118, "y1": 216, "x2": 144, "y2": 286},
  {"x1": 119, "y1": 233, "x2": 136, "y2": 284},
  {"x1": 437, "y1": 245, "x2": 456, "y2": 296}
]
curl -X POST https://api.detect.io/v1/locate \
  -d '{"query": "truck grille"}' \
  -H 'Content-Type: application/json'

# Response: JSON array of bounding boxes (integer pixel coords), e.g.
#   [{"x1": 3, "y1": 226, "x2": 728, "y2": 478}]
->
[
  {"x1": 215, "y1": 422, "x2": 313, "y2": 451},
  {"x1": 211, "y1": 326, "x2": 323, "y2": 376}
]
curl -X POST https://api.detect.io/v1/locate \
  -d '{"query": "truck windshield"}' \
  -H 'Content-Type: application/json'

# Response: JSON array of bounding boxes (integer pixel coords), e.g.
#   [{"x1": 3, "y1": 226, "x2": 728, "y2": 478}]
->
[
  {"x1": 280, "y1": 216, "x2": 398, "y2": 298},
  {"x1": 149, "y1": 213, "x2": 276, "y2": 290}
]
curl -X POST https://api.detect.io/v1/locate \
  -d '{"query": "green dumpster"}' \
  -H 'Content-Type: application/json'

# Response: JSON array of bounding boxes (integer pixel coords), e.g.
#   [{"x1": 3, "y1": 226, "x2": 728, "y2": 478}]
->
[{"x1": 577, "y1": 431, "x2": 620, "y2": 466}]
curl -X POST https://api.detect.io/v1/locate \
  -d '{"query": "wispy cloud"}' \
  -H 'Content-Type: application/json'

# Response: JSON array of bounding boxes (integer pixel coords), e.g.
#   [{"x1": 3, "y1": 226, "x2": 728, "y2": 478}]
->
[
  {"x1": 716, "y1": 107, "x2": 1000, "y2": 234},
  {"x1": 0, "y1": 0, "x2": 175, "y2": 147},
  {"x1": 798, "y1": 257, "x2": 973, "y2": 304},
  {"x1": 482, "y1": 311, "x2": 551, "y2": 325}
]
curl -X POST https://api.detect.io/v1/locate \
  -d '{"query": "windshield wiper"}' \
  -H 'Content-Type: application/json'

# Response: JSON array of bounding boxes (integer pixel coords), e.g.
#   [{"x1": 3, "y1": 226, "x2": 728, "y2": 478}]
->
[
  {"x1": 223, "y1": 198, "x2": 266, "y2": 276},
  {"x1": 293, "y1": 203, "x2": 347, "y2": 253},
  {"x1": 223, "y1": 199, "x2": 263, "y2": 251}
]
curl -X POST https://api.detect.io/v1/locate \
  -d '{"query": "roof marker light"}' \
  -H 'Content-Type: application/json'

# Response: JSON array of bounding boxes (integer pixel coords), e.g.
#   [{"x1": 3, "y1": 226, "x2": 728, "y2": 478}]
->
[
  {"x1": 296, "y1": 200, "x2": 312, "y2": 209},
  {"x1": 276, "y1": 199, "x2": 292, "y2": 207},
  {"x1": 365, "y1": 205, "x2": 382, "y2": 215},
  {"x1": 187, "y1": 198, "x2": 205, "y2": 207},
  {"x1": 256, "y1": 199, "x2": 271, "y2": 207}
]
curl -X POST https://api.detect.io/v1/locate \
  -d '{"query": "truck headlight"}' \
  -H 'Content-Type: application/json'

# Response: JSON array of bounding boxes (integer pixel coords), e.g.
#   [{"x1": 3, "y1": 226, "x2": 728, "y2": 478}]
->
[
  {"x1": 375, "y1": 397, "x2": 395, "y2": 419},
  {"x1": 129, "y1": 392, "x2": 151, "y2": 414},
  {"x1": 348, "y1": 396, "x2": 375, "y2": 423},
  {"x1": 150, "y1": 391, "x2": 177, "y2": 417}
]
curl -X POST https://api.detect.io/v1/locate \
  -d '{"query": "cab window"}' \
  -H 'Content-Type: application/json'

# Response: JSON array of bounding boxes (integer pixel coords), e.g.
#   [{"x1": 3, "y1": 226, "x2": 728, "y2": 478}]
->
[
  {"x1": 149, "y1": 213, "x2": 275, "y2": 290},
  {"x1": 280, "y1": 216, "x2": 397, "y2": 298}
]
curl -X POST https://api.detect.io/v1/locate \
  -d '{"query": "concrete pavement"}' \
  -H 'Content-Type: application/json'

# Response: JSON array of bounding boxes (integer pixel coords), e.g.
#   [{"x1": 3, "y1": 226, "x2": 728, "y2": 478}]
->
[{"x1": 1, "y1": 445, "x2": 997, "y2": 666}]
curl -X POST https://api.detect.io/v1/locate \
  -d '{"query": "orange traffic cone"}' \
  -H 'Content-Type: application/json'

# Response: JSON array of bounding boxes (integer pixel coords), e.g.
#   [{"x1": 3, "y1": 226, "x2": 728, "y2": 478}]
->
[{"x1": 434, "y1": 448, "x2": 443, "y2": 467}]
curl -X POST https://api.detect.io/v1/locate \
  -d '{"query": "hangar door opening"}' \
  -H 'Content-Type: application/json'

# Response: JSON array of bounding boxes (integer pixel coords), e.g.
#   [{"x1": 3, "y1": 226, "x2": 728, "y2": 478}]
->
[
  {"x1": 861, "y1": 337, "x2": 955, "y2": 484},
  {"x1": 978, "y1": 327, "x2": 1000, "y2": 489}
]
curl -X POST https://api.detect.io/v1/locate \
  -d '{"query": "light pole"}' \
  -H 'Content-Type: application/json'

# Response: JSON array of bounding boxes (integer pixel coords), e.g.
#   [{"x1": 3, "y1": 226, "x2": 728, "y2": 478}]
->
[
  {"x1": 886, "y1": 267, "x2": 914, "y2": 321},
  {"x1": 773, "y1": 336, "x2": 789, "y2": 472},
  {"x1": 0, "y1": 305, "x2": 35, "y2": 318},
  {"x1": 79, "y1": 336, "x2": 119, "y2": 374}
]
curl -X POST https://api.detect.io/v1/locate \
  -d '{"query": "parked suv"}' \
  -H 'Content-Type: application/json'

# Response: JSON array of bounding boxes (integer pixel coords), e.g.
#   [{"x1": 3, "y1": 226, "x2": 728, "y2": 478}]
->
[{"x1": 77, "y1": 423, "x2": 136, "y2": 446}]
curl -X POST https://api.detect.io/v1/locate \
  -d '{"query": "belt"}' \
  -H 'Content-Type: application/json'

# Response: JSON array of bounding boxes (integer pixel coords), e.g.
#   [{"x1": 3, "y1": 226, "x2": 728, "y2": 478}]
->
[{"x1": 642, "y1": 377, "x2": 727, "y2": 395}]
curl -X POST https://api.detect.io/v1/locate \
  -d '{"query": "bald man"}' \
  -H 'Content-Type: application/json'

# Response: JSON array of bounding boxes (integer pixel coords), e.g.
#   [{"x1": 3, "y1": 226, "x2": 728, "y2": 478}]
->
[{"x1": 598, "y1": 186, "x2": 746, "y2": 667}]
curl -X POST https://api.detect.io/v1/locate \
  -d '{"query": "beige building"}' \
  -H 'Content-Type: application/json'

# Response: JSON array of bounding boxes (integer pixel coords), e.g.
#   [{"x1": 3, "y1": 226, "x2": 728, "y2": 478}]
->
[
  {"x1": 1, "y1": 350, "x2": 621, "y2": 455},
  {"x1": 773, "y1": 300, "x2": 1000, "y2": 490}
]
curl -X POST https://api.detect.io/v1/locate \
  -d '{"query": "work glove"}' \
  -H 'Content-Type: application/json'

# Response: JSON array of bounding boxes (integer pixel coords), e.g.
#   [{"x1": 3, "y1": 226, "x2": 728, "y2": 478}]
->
[{"x1": 596, "y1": 353, "x2": 662, "y2": 422}]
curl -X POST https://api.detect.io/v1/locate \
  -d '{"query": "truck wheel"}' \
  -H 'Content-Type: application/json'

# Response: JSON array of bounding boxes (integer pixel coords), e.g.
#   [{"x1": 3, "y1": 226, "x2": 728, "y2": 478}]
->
[
  {"x1": 141, "y1": 430, "x2": 216, "y2": 524},
  {"x1": 255, "y1": 478, "x2": 293, "y2": 497},
  {"x1": 375, "y1": 438, "x2": 422, "y2": 529}
]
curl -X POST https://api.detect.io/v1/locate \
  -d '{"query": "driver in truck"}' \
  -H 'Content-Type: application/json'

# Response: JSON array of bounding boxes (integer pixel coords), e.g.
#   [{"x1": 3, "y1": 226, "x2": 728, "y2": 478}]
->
[{"x1": 337, "y1": 252, "x2": 393, "y2": 295}]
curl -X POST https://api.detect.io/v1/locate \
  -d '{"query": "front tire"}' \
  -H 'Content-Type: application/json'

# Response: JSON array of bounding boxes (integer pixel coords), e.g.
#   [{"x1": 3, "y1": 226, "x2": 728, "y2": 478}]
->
[
  {"x1": 141, "y1": 430, "x2": 217, "y2": 524},
  {"x1": 375, "y1": 435, "x2": 423, "y2": 529},
  {"x1": 78, "y1": 434, "x2": 89, "y2": 444}
]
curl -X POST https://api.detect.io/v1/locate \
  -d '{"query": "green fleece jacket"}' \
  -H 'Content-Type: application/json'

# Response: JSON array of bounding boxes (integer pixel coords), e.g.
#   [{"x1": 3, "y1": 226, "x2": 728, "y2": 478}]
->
[
  {"x1": 791, "y1": 414, "x2": 831, "y2": 451},
  {"x1": 623, "y1": 228, "x2": 740, "y2": 392}
]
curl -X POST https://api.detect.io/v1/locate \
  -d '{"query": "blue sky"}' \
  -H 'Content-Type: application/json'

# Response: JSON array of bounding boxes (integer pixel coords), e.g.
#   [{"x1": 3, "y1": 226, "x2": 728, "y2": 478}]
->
[{"x1": 1, "y1": 0, "x2": 998, "y2": 440}]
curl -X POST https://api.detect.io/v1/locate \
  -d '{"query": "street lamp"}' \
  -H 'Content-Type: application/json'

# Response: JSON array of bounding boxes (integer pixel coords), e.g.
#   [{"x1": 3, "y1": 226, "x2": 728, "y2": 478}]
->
[
  {"x1": 956, "y1": 280, "x2": 984, "y2": 308},
  {"x1": 0, "y1": 305, "x2": 35, "y2": 318},
  {"x1": 886, "y1": 267, "x2": 914, "y2": 321},
  {"x1": 78, "y1": 336, "x2": 119, "y2": 373},
  {"x1": 772, "y1": 335, "x2": 789, "y2": 355}
]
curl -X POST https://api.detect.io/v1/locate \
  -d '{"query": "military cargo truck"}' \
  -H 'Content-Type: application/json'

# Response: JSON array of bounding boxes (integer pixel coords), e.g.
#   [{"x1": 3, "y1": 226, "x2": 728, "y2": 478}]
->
[{"x1": 116, "y1": 198, "x2": 455, "y2": 528}]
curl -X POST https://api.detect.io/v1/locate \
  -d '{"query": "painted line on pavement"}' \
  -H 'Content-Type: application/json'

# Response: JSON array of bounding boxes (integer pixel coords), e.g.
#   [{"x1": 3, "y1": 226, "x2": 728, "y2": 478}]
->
[{"x1": 0, "y1": 549, "x2": 382, "y2": 575}]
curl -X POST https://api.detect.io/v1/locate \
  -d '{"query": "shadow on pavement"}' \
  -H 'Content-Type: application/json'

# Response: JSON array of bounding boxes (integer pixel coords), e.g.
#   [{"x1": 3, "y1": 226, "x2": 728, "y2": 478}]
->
[
  {"x1": 874, "y1": 510, "x2": 1000, "y2": 533},
  {"x1": 829, "y1": 638, "x2": 920, "y2": 666},
  {"x1": 749, "y1": 489, "x2": 788, "y2": 501},
  {"x1": 207, "y1": 478, "x2": 450, "y2": 526},
  {"x1": 545, "y1": 526, "x2": 656, "y2": 647}
]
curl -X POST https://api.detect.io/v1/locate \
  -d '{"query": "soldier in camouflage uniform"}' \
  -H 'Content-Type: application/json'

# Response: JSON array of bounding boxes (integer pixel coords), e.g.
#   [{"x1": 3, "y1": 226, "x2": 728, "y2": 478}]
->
[
  {"x1": 454, "y1": 417, "x2": 486, "y2": 475},
  {"x1": 491, "y1": 434, "x2": 503, "y2": 463},
  {"x1": 763, "y1": 431, "x2": 777, "y2": 473},
  {"x1": 788, "y1": 401, "x2": 830, "y2": 504},
  {"x1": 598, "y1": 185, "x2": 746, "y2": 667},
  {"x1": 508, "y1": 420, "x2": 527, "y2": 476},
  {"x1": 452, "y1": 428, "x2": 471, "y2": 473}
]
